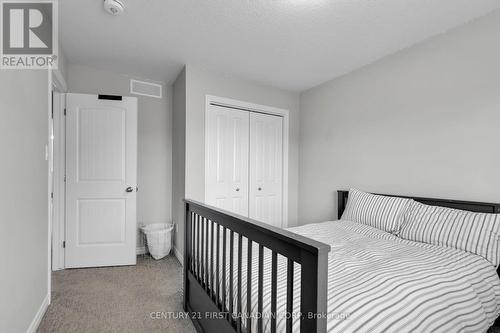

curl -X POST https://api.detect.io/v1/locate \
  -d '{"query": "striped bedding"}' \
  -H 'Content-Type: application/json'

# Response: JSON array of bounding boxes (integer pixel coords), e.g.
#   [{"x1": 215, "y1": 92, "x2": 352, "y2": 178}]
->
[
  {"x1": 293, "y1": 220, "x2": 500, "y2": 332},
  {"x1": 196, "y1": 220, "x2": 500, "y2": 332},
  {"x1": 400, "y1": 201, "x2": 500, "y2": 267},
  {"x1": 341, "y1": 188, "x2": 412, "y2": 233}
]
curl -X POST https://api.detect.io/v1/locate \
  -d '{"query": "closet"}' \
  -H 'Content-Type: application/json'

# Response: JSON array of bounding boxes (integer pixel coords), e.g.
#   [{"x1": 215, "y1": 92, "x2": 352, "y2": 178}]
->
[{"x1": 205, "y1": 103, "x2": 284, "y2": 228}]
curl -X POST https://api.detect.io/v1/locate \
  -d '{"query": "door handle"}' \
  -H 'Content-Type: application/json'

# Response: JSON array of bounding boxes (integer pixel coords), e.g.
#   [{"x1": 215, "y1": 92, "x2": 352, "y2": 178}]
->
[
  {"x1": 235, "y1": 188, "x2": 240, "y2": 192},
  {"x1": 258, "y1": 187, "x2": 262, "y2": 191},
  {"x1": 126, "y1": 187, "x2": 134, "y2": 193}
]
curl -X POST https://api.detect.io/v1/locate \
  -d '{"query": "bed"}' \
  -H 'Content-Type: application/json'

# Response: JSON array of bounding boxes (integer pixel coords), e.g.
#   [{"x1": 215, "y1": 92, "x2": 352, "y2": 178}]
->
[{"x1": 183, "y1": 191, "x2": 500, "y2": 332}]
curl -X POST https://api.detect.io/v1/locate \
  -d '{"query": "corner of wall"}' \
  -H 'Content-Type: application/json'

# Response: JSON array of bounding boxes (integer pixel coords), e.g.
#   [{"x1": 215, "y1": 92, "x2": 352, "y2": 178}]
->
[
  {"x1": 26, "y1": 294, "x2": 50, "y2": 333},
  {"x1": 172, "y1": 66, "x2": 187, "y2": 256}
]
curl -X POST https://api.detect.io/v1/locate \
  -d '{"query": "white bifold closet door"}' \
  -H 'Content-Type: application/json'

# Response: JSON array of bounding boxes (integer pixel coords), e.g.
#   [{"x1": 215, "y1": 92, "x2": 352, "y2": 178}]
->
[
  {"x1": 205, "y1": 105, "x2": 250, "y2": 216},
  {"x1": 248, "y1": 112, "x2": 283, "y2": 227},
  {"x1": 206, "y1": 104, "x2": 283, "y2": 227}
]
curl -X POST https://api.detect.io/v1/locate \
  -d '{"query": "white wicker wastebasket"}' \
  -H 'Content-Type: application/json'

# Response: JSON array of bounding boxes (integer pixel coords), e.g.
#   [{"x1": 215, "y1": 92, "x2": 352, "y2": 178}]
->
[{"x1": 141, "y1": 223, "x2": 173, "y2": 260}]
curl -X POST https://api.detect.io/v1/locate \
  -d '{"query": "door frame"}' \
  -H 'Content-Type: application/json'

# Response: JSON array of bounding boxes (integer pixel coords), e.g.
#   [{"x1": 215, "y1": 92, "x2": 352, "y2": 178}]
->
[
  {"x1": 51, "y1": 70, "x2": 67, "y2": 271},
  {"x1": 204, "y1": 95, "x2": 290, "y2": 227},
  {"x1": 64, "y1": 93, "x2": 138, "y2": 268},
  {"x1": 52, "y1": 91, "x2": 140, "y2": 270}
]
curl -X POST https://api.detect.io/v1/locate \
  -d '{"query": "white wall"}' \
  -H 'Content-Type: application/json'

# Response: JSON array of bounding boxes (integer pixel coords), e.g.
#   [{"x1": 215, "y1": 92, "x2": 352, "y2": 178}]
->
[
  {"x1": 172, "y1": 68, "x2": 186, "y2": 257},
  {"x1": 67, "y1": 64, "x2": 173, "y2": 247},
  {"x1": 0, "y1": 70, "x2": 49, "y2": 332},
  {"x1": 299, "y1": 10, "x2": 500, "y2": 224}
]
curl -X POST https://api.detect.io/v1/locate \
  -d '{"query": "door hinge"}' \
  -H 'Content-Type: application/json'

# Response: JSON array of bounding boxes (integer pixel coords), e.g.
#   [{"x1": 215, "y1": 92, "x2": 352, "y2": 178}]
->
[
  {"x1": 64, "y1": 108, "x2": 66, "y2": 116},
  {"x1": 64, "y1": 175, "x2": 66, "y2": 182},
  {"x1": 62, "y1": 241, "x2": 66, "y2": 248},
  {"x1": 51, "y1": 192, "x2": 54, "y2": 199}
]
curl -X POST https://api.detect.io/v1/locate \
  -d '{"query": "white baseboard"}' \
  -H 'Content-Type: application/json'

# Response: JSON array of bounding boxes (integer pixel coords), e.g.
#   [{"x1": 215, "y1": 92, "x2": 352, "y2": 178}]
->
[
  {"x1": 173, "y1": 246, "x2": 183, "y2": 265},
  {"x1": 27, "y1": 293, "x2": 49, "y2": 333},
  {"x1": 136, "y1": 246, "x2": 147, "y2": 255}
]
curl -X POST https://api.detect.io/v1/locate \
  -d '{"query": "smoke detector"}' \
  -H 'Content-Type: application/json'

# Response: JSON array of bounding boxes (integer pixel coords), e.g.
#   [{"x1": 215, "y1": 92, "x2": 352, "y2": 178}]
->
[{"x1": 103, "y1": 0, "x2": 124, "y2": 16}]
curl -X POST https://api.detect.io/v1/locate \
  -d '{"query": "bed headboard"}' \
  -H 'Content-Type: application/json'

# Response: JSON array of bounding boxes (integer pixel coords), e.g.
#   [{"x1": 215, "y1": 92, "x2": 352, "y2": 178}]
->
[
  {"x1": 337, "y1": 190, "x2": 500, "y2": 218},
  {"x1": 337, "y1": 190, "x2": 500, "y2": 278}
]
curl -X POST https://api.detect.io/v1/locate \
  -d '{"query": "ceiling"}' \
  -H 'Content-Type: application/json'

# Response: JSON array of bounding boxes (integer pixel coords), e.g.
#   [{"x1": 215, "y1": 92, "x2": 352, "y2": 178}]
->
[{"x1": 59, "y1": 0, "x2": 500, "y2": 91}]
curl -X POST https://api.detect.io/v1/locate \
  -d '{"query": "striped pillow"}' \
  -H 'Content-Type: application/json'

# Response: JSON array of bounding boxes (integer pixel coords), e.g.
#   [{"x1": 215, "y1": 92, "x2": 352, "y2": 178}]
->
[
  {"x1": 400, "y1": 201, "x2": 500, "y2": 267},
  {"x1": 341, "y1": 189, "x2": 412, "y2": 234}
]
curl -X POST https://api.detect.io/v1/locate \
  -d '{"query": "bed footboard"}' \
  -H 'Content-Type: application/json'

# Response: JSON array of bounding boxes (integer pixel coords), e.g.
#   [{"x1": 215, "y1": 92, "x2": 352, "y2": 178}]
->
[{"x1": 183, "y1": 200, "x2": 331, "y2": 333}]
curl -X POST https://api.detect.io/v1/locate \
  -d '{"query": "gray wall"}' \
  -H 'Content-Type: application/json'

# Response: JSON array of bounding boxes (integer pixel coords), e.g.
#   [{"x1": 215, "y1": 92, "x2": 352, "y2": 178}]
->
[
  {"x1": 57, "y1": 47, "x2": 68, "y2": 82},
  {"x1": 299, "y1": 10, "x2": 500, "y2": 224},
  {"x1": 67, "y1": 64, "x2": 173, "y2": 247},
  {"x1": 172, "y1": 65, "x2": 300, "y2": 256},
  {"x1": 172, "y1": 68, "x2": 186, "y2": 256},
  {"x1": 0, "y1": 70, "x2": 49, "y2": 332},
  {"x1": 185, "y1": 65, "x2": 301, "y2": 224}
]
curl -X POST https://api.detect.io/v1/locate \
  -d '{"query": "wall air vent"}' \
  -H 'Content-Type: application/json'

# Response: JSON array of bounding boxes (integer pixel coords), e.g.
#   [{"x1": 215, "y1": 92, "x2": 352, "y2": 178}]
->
[{"x1": 130, "y1": 79, "x2": 163, "y2": 98}]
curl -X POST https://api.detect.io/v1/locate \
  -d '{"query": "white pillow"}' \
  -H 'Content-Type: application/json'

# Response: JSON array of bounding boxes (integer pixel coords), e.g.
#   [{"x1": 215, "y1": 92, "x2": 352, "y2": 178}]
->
[
  {"x1": 400, "y1": 201, "x2": 500, "y2": 267},
  {"x1": 341, "y1": 189, "x2": 412, "y2": 234}
]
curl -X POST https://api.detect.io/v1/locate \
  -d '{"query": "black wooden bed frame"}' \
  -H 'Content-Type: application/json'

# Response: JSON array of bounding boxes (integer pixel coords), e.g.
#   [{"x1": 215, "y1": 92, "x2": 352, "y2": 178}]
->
[
  {"x1": 184, "y1": 191, "x2": 500, "y2": 332},
  {"x1": 184, "y1": 200, "x2": 331, "y2": 333}
]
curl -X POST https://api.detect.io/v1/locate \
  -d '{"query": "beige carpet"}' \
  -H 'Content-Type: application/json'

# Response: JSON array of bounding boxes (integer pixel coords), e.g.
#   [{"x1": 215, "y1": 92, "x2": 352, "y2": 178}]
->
[{"x1": 38, "y1": 255, "x2": 196, "y2": 333}]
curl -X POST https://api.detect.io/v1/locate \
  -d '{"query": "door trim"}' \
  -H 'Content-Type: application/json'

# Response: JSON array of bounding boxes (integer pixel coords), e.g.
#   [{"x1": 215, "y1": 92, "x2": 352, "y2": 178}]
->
[
  {"x1": 51, "y1": 91, "x2": 66, "y2": 271},
  {"x1": 50, "y1": 69, "x2": 67, "y2": 275},
  {"x1": 204, "y1": 95, "x2": 289, "y2": 227}
]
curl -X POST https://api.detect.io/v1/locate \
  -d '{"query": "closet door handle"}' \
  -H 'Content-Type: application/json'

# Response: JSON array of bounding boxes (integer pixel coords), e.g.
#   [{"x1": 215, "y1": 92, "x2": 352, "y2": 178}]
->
[
  {"x1": 235, "y1": 188, "x2": 240, "y2": 192},
  {"x1": 258, "y1": 187, "x2": 262, "y2": 191}
]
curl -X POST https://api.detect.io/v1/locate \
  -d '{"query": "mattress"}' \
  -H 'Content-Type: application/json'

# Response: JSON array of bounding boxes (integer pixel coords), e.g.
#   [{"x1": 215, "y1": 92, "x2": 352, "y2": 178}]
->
[{"x1": 195, "y1": 220, "x2": 500, "y2": 332}]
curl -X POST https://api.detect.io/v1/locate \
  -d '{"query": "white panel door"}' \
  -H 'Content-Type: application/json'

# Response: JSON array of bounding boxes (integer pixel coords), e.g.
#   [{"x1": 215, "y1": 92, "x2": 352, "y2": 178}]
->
[
  {"x1": 205, "y1": 105, "x2": 249, "y2": 216},
  {"x1": 65, "y1": 93, "x2": 137, "y2": 268},
  {"x1": 249, "y1": 112, "x2": 283, "y2": 227}
]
